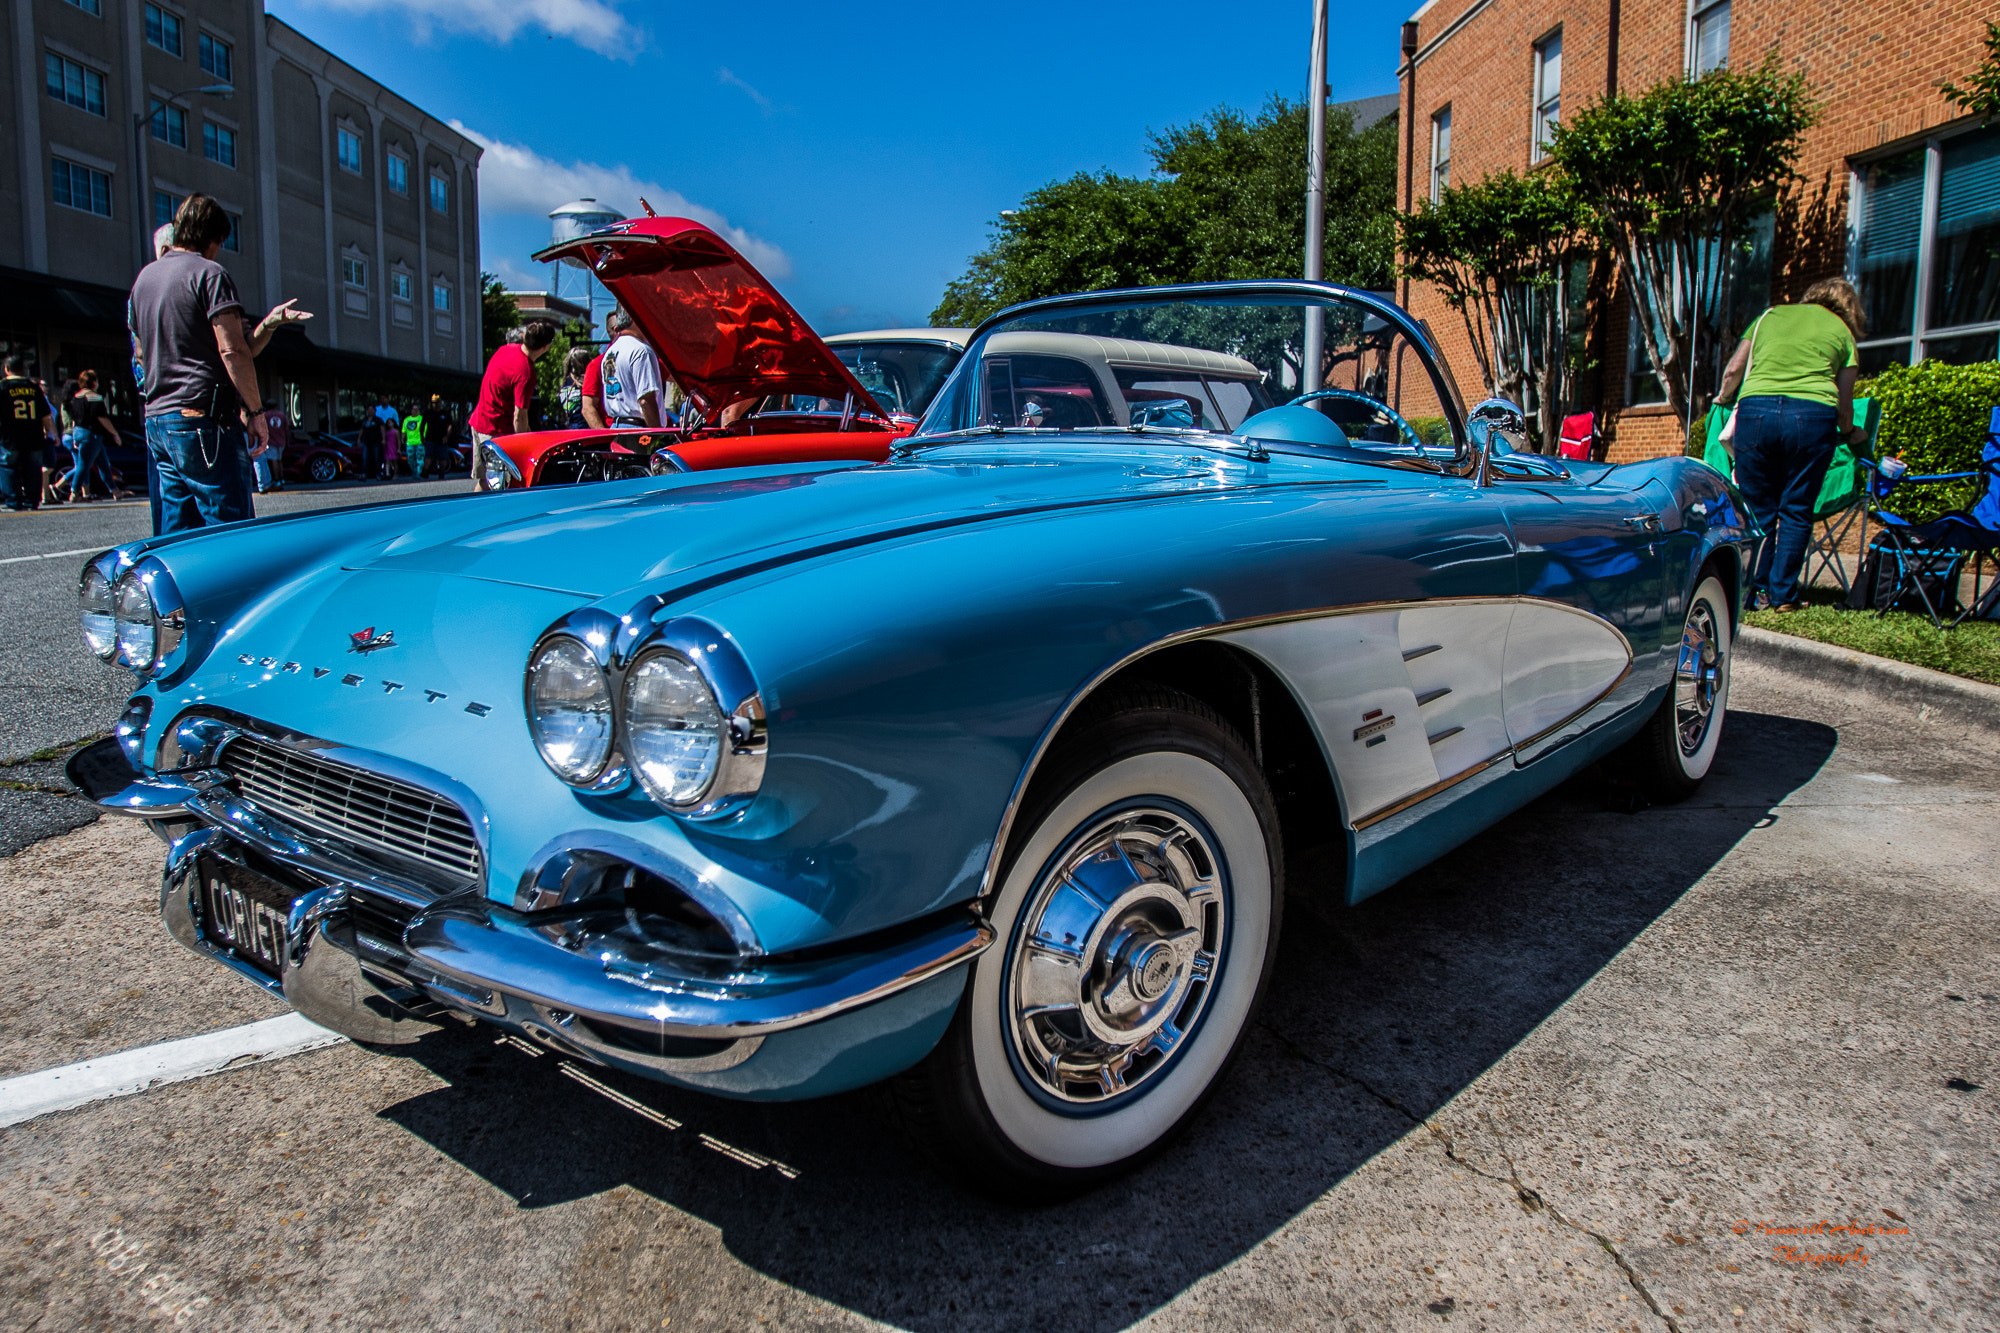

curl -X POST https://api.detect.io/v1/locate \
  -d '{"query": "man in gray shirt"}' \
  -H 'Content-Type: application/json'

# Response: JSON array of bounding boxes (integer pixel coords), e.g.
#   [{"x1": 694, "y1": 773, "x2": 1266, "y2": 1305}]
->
[{"x1": 128, "y1": 193, "x2": 270, "y2": 533}]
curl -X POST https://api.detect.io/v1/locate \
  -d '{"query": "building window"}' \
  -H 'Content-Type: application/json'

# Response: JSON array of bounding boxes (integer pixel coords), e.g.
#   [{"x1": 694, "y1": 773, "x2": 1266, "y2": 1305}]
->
[
  {"x1": 342, "y1": 255, "x2": 368, "y2": 289},
  {"x1": 198, "y1": 32, "x2": 232, "y2": 83},
  {"x1": 387, "y1": 150, "x2": 408, "y2": 195},
  {"x1": 337, "y1": 124, "x2": 362, "y2": 174},
  {"x1": 220, "y1": 212, "x2": 241, "y2": 253},
  {"x1": 1855, "y1": 123, "x2": 2000, "y2": 370},
  {"x1": 202, "y1": 122, "x2": 236, "y2": 168},
  {"x1": 429, "y1": 171, "x2": 449, "y2": 214},
  {"x1": 51, "y1": 157, "x2": 112, "y2": 218},
  {"x1": 1690, "y1": 0, "x2": 1730, "y2": 75},
  {"x1": 433, "y1": 281, "x2": 451, "y2": 312},
  {"x1": 1533, "y1": 30, "x2": 1562, "y2": 161},
  {"x1": 391, "y1": 271, "x2": 412, "y2": 301},
  {"x1": 45, "y1": 54, "x2": 106, "y2": 117},
  {"x1": 149, "y1": 99, "x2": 187, "y2": 149},
  {"x1": 1430, "y1": 108, "x2": 1451, "y2": 202},
  {"x1": 145, "y1": 4, "x2": 184, "y2": 57},
  {"x1": 62, "y1": 0, "x2": 103, "y2": 14},
  {"x1": 154, "y1": 190, "x2": 176, "y2": 228},
  {"x1": 342, "y1": 251, "x2": 370, "y2": 315}
]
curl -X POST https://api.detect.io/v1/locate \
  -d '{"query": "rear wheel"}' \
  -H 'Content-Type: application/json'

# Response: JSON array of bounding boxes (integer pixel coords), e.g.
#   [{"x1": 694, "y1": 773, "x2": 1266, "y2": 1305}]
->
[
  {"x1": 308, "y1": 454, "x2": 339, "y2": 483},
  {"x1": 1621, "y1": 573, "x2": 1731, "y2": 801},
  {"x1": 891, "y1": 686, "x2": 1281, "y2": 1200}
]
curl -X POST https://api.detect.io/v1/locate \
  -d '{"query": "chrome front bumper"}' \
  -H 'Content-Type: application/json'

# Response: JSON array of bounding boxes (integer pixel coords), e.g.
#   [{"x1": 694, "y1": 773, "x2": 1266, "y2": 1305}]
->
[{"x1": 70, "y1": 736, "x2": 994, "y2": 1077}]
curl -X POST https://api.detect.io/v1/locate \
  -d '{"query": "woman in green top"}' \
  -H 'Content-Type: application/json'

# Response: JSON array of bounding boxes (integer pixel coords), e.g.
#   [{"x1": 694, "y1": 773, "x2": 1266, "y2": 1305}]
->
[
  {"x1": 404, "y1": 414, "x2": 427, "y2": 479},
  {"x1": 1713, "y1": 278, "x2": 1871, "y2": 611}
]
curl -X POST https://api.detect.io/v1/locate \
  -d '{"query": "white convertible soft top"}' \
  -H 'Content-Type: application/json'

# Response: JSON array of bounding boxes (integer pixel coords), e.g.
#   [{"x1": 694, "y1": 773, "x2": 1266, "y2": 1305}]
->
[{"x1": 983, "y1": 331, "x2": 1263, "y2": 383}]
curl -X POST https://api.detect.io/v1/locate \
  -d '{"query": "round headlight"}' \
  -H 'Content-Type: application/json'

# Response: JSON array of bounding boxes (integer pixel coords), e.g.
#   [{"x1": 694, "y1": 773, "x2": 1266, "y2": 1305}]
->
[
  {"x1": 79, "y1": 563, "x2": 116, "y2": 660},
  {"x1": 113, "y1": 570, "x2": 157, "y2": 672},
  {"x1": 624, "y1": 652, "x2": 724, "y2": 807},
  {"x1": 528, "y1": 637, "x2": 614, "y2": 782},
  {"x1": 481, "y1": 455, "x2": 511, "y2": 490}
]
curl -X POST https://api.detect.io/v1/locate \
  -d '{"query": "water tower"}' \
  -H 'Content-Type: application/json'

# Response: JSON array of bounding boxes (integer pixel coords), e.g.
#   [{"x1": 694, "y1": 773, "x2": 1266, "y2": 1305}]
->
[{"x1": 547, "y1": 198, "x2": 625, "y2": 333}]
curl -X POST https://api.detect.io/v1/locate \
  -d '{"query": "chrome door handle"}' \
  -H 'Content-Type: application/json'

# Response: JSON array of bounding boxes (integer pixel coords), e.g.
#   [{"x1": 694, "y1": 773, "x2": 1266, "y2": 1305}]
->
[{"x1": 1623, "y1": 515, "x2": 1662, "y2": 530}]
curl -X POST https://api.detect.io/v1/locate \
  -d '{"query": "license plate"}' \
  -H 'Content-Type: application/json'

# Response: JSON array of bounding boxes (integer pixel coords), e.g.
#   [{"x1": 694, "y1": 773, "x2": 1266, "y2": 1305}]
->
[{"x1": 197, "y1": 858, "x2": 295, "y2": 978}]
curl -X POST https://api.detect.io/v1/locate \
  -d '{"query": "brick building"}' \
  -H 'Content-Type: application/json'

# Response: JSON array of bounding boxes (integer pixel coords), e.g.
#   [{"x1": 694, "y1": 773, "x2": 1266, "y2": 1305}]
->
[{"x1": 1394, "y1": 0, "x2": 2000, "y2": 460}]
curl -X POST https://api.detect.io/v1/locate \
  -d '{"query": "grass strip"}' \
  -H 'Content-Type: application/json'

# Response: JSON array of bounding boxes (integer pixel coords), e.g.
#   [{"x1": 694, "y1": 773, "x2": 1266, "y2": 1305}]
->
[{"x1": 1745, "y1": 589, "x2": 2000, "y2": 686}]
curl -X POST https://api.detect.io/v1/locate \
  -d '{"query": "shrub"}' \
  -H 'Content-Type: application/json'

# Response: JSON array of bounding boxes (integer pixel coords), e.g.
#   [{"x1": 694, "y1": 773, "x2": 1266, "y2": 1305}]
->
[
  {"x1": 1407, "y1": 415, "x2": 1452, "y2": 449},
  {"x1": 1860, "y1": 359, "x2": 2000, "y2": 522}
]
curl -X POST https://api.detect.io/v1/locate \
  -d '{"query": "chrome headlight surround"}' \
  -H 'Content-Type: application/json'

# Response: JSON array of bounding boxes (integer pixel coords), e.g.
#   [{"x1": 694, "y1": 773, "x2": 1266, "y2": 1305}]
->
[
  {"x1": 524, "y1": 610, "x2": 626, "y2": 793},
  {"x1": 523, "y1": 605, "x2": 767, "y2": 820},
  {"x1": 84, "y1": 551, "x2": 186, "y2": 680},
  {"x1": 480, "y1": 441, "x2": 523, "y2": 492}
]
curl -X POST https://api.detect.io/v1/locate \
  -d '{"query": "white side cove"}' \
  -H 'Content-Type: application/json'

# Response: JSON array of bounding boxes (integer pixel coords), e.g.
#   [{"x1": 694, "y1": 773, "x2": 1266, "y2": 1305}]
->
[{"x1": 1220, "y1": 598, "x2": 1632, "y2": 828}]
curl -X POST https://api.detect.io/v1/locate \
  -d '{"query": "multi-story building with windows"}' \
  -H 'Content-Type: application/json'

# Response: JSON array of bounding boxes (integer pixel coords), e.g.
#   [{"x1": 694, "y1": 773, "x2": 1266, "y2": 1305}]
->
[
  {"x1": 1, "y1": 2, "x2": 482, "y2": 431},
  {"x1": 1395, "y1": 0, "x2": 1999, "y2": 459}
]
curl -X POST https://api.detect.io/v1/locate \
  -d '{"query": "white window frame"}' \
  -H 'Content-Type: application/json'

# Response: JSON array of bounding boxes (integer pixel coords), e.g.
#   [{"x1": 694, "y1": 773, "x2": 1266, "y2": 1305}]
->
[
  {"x1": 1430, "y1": 107, "x2": 1451, "y2": 202},
  {"x1": 51, "y1": 154, "x2": 114, "y2": 218},
  {"x1": 46, "y1": 52, "x2": 108, "y2": 118},
  {"x1": 202, "y1": 121, "x2": 237, "y2": 169},
  {"x1": 197, "y1": 30, "x2": 233, "y2": 84},
  {"x1": 1532, "y1": 29, "x2": 1562, "y2": 163},
  {"x1": 335, "y1": 120, "x2": 363, "y2": 176},
  {"x1": 341, "y1": 246, "x2": 370, "y2": 316},
  {"x1": 1687, "y1": 0, "x2": 1730, "y2": 77},
  {"x1": 432, "y1": 279, "x2": 451, "y2": 312},
  {"x1": 144, "y1": 4, "x2": 184, "y2": 58}
]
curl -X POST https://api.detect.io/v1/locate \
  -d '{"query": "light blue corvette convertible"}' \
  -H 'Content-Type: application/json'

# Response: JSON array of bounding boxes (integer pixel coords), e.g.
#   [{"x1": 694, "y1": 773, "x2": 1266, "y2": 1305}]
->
[{"x1": 72, "y1": 282, "x2": 1752, "y2": 1197}]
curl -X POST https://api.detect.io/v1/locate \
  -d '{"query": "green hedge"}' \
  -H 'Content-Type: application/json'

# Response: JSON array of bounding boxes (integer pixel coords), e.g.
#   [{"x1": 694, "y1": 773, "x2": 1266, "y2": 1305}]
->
[
  {"x1": 1407, "y1": 415, "x2": 1453, "y2": 449},
  {"x1": 1859, "y1": 359, "x2": 2000, "y2": 522}
]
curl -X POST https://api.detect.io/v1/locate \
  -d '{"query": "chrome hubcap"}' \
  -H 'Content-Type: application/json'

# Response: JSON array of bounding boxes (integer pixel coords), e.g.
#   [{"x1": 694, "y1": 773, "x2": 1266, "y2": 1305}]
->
[
  {"x1": 1005, "y1": 808, "x2": 1224, "y2": 1104},
  {"x1": 1674, "y1": 603, "x2": 1723, "y2": 757}
]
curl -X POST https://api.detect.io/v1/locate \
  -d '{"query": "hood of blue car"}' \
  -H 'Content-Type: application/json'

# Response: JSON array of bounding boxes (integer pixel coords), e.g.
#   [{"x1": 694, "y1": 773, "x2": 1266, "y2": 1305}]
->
[{"x1": 349, "y1": 449, "x2": 1309, "y2": 602}]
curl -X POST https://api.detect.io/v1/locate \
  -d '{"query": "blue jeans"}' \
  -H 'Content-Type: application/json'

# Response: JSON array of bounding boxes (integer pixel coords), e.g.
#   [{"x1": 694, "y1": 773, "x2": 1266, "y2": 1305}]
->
[
  {"x1": 147, "y1": 414, "x2": 255, "y2": 534},
  {"x1": 65, "y1": 428, "x2": 106, "y2": 494},
  {"x1": 1733, "y1": 394, "x2": 1839, "y2": 605},
  {"x1": 0, "y1": 445, "x2": 42, "y2": 508}
]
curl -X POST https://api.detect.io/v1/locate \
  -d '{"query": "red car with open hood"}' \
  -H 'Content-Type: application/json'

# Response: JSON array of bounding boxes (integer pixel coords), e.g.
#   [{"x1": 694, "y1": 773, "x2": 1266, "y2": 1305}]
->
[{"x1": 480, "y1": 217, "x2": 943, "y2": 490}]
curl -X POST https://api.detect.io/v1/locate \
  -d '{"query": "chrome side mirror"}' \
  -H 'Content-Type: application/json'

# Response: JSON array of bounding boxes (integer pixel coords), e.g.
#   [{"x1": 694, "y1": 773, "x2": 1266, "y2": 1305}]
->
[{"x1": 1468, "y1": 398, "x2": 1529, "y2": 486}]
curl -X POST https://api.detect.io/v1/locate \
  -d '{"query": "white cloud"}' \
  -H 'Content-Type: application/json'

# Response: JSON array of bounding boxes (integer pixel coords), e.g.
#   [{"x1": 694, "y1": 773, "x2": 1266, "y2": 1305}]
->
[
  {"x1": 717, "y1": 67, "x2": 772, "y2": 113},
  {"x1": 299, "y1": 0, "x2": 635, "y2": 58},
  {"x1": 450, "y1": 122, "x2": 791, "y2": 279}
]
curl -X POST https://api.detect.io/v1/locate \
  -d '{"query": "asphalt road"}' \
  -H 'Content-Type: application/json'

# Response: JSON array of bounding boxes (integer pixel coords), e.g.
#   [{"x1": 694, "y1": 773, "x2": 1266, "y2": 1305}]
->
[
  {"x1": 0, "y1": 479, "x2": 472, "y2": 852},
  {"x1": 1, "y1": 655, "x2": 1993, "y2": 1331}
]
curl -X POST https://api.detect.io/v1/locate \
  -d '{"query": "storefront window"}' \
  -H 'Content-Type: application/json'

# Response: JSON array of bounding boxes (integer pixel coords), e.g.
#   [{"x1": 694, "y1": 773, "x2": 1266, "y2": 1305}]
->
[{"x1": 1856, "y1": 123, "x2": 2000, "y2": 365}]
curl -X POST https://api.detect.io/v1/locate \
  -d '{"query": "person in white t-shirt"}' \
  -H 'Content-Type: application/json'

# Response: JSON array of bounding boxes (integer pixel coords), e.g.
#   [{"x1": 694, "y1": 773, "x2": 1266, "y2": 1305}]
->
[{"x1": 599, "y1": 307, "x2": 665, "y2": 427}]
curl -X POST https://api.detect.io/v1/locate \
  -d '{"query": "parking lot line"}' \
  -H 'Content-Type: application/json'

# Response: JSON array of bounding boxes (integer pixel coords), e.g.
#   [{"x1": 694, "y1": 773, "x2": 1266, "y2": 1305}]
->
[
  {"x1": 0, "y1": 545, "x2": 106, "y2": 566},
  {"x1": 0, "y1": 1012, "x2": 345, "y2": 1128}
]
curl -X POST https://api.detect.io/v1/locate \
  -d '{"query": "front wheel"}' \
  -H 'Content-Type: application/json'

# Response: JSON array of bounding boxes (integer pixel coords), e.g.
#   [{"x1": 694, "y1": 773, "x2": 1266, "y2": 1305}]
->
[
  {"x1": 891, "y1": 686, "x2": 1281, "y2": 1200},
  {"x1": 308, "y1": 454, "x2": 339, "y2": 483},
  {"x1": 1620, "y1": 572, "x2": 1732, "y2": 801}
]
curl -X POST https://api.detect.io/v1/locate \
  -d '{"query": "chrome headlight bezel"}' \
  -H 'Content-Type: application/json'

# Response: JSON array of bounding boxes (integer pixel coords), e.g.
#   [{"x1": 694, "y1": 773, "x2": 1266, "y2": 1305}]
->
[
  {"x1": 523, "y1": 606, "x2": 766, "y2": 820},
  {"x1": 86, "y1": 550, "x2": 186, "y2": 680},
  {"x1": 525, "y1": 630, "x2": 624, "y2": 791}
]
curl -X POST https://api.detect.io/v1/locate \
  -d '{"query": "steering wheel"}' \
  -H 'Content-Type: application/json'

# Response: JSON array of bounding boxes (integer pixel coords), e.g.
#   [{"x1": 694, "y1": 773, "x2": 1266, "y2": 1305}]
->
[{"x1": 1290, "y1": 389, "x2": 1426, "y2": 452}]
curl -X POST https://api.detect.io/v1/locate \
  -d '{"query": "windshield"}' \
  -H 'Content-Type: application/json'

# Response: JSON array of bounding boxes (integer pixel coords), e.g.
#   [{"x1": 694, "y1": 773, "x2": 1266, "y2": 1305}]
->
[
  {"x1": 912, "y1": 290, "x2": 1463, "y2": 458},
  {"x1": 827, "y1": 340, "x2": 963, "y2": 419}
]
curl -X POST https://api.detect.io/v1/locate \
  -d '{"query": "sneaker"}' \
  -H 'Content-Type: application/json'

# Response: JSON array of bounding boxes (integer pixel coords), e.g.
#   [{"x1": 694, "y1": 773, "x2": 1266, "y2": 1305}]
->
[{"x1": 1773, "y1": 601, "x2": 1807, "y2": 614}]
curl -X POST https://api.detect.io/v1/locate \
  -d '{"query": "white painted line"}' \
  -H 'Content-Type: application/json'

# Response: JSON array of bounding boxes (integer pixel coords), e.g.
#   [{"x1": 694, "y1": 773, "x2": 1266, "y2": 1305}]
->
[
  {"x1": 0, "y1": 1012, "x2": 347, "y2": 1128},
  {"x1": 0, "y1": 545, "x2": 102, "y2": 567}
]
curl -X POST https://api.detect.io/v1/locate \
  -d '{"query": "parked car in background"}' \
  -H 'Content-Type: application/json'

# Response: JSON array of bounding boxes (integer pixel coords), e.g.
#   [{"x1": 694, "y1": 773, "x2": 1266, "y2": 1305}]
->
[
  {"x1": 69, "y1": 280, "x2": 1753, "y2": 1199},
  {"x1": 484, "y1": 219, "x2": 963, "y2": 491},
  {"x1": 287, "y1": 431, "x2": 366, "y2": 485}
]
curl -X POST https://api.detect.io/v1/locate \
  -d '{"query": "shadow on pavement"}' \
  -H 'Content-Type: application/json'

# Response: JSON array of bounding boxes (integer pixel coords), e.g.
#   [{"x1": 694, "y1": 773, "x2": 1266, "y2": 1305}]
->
[{"x1": 377, "y1": 709, "x2": 1836, "y2": 1332}]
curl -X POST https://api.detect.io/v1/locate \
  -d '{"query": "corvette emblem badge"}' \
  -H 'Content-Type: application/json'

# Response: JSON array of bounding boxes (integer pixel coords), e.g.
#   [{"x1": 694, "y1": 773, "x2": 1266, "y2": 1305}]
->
[{"x1": 348, "y1": 626, "x2": 396, "y2": 655}]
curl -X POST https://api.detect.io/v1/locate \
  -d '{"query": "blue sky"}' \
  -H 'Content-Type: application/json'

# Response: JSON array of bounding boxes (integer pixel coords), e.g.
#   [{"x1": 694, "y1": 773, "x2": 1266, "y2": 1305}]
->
[{"x1": 269, "y1": 0, "x2": 1406, "y2": 334}]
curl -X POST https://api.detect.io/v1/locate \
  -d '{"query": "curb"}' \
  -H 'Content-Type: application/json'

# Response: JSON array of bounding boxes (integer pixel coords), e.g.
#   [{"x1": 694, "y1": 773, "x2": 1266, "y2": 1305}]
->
[{"x1": 1735, "y1": 625, "x2": 2000, "y2": 737}]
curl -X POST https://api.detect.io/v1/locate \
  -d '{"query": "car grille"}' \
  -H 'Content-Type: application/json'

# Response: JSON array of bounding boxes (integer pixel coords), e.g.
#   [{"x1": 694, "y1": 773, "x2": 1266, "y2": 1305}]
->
[{"x1": 219, "y1": 736, "x2": 480, "y2": 885}]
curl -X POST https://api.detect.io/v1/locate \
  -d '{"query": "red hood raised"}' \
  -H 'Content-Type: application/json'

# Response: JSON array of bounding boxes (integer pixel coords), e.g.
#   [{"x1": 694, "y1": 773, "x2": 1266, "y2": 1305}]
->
[{"x1": 533, "y1": 217, "x2": 885, "y2": 420}]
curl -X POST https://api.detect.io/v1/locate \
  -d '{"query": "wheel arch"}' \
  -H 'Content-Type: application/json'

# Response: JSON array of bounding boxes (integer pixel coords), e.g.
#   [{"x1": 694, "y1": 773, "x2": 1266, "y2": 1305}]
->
[
  {"x1": 1700, "y1": 541, "x2": 1742, "y2": 632},
  {"x1": 996, "y1": 638, "x2": 1350, "y2": 906}
]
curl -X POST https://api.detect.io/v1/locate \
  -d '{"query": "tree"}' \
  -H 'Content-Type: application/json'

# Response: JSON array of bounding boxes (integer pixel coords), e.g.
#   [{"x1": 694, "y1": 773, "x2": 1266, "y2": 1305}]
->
[
  {"x1": 531, "y1": 319, "x2": 595, "y2": 428},
  {"x1": 931, "y1": 98, "x2": 1398, "y2": 325},
  {"x1": 1398, "y1": 170, "x2": 1598, "y2": 450},
  {"x1": 480, "y1": 273, "x2": 520, "y2": 365},
  {"x1": 1548, "y1": 60, "x2": 1817, "y2": 428},
  {"x1": 1941, "y1": 20, "x2": 2000, "y2": 124}
]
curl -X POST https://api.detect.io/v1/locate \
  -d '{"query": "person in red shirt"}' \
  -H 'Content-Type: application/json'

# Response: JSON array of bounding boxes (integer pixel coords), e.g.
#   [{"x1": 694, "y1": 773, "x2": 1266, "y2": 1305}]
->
[
  {"x1": 469, "y1": 320, "x2": 556, "y2": 492},
  {"x1": 580, "y1": 351, "x2": 606, "y2": 429}
]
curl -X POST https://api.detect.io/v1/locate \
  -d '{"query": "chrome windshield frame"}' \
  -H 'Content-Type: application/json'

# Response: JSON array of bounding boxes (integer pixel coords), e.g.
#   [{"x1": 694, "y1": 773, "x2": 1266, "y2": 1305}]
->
[{"x1": 907, "y1": 280, "x2": 1471, "y2": 465}]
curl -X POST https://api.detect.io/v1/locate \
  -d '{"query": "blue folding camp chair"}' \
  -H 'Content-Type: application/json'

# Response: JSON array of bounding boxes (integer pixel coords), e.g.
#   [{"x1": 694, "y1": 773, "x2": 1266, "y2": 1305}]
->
[{"x1": 1867, "y1": 405, "x2": 2000, "y2": 628}]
